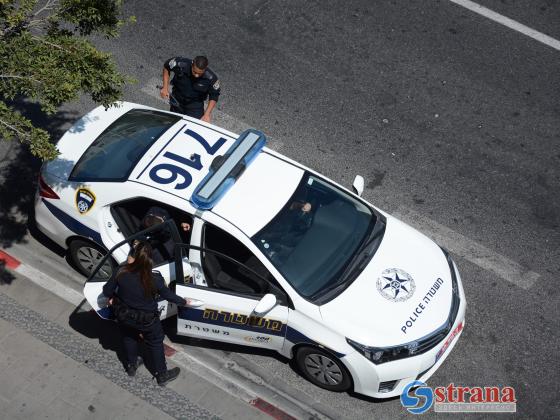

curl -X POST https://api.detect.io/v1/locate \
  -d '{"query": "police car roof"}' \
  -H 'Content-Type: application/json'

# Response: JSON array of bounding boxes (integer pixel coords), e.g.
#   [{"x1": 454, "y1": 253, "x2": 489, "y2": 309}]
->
[{"x1": 128, "y1": 106, "x2": 304, "y2": 237}]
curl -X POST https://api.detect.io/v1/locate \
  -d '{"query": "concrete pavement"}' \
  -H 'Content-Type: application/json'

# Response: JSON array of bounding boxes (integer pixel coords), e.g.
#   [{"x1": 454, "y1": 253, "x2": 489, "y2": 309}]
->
[{"x1": 0, "y1": 270, "x2": 272, "y2": 420}]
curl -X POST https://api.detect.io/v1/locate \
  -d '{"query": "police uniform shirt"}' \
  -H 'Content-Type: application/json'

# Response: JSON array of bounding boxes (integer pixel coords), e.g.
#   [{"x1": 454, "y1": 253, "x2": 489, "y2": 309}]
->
[
  {"x1": 103, "y1": 270, "x2": 185, "y2": 312},
  {"x1": 164, "y1": 57, "x2": 221, "y2": 104}
]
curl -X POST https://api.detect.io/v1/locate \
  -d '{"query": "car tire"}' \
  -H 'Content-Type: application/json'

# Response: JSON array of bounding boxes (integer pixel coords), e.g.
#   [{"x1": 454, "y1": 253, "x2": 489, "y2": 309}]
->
[
  {"x1": 69, "y1": 239, "x2": 116, "y2": 280},
  {"x1": 295, "y1": 346, "x2": 352, "y2": 392}
]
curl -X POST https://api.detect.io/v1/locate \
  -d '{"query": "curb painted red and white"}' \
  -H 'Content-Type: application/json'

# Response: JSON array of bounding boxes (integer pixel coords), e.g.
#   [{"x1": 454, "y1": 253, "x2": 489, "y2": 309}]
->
[
  {"x1": 1, "y1": 248, "x2": 301, "y2": 420},
  {"x1": 1, "y1": 248, "x2": 84, "y2": 305}
]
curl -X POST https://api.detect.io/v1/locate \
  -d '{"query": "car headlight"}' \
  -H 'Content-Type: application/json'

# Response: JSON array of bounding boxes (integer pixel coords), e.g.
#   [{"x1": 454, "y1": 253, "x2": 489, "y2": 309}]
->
[{"x1": 346, "y1": 337, "x2": 419, "y2": 364}]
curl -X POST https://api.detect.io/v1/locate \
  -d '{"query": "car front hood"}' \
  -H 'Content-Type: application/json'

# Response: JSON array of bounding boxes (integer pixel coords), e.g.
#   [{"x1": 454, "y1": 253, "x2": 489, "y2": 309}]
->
[{"x1": 319, "y1": 215, "x2": 454, "y2": 347}]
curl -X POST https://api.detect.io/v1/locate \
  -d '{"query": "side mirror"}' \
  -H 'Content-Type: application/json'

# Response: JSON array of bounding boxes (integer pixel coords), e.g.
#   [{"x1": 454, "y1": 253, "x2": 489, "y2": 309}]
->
[
  {"x1": 353, "y1": 175, "x2": 365, "y2": 197},
  {"x1": 253, "y1": 293, "x2": 277, "y2": 316}
]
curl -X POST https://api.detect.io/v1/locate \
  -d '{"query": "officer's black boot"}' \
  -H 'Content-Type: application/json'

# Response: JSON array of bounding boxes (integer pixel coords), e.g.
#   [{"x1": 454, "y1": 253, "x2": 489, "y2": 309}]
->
[
  {"x1": 156, "y1": 367, "x2": 180, "y2": 386},
  {"x1": 125, "y1": 356, "x2": 144, "y2": 377}
]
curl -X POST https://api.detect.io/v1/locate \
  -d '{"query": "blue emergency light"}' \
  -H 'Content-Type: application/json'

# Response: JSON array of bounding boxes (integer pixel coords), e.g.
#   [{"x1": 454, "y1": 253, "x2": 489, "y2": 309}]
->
[{"x1": 191, "y1": 129, "x2": 266, "y2": 209}]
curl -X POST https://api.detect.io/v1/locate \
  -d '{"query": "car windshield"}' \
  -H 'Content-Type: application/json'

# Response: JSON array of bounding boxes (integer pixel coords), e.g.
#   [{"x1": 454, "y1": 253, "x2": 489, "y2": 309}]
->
[
  {"x1": 252, "y1": 173, "x2": 377, "y2": 300},
  {"x1": 70, "y1": 109, "x2": 181, "y2": 181}
]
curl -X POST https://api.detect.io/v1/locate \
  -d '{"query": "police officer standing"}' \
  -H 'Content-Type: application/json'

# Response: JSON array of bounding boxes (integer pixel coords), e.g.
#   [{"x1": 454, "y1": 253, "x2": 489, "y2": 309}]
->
[
  {"x1": 103, "y1": 242, "x2": 189, "y2": 386},
  {"x1": 161, "y1": 55, "x2": 221, "y2": 122}
]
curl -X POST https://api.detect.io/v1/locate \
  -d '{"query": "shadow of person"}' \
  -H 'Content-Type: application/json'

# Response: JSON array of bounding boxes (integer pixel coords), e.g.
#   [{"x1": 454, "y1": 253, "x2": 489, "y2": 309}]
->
[
  {"x1": 0, "y1": 262, "x2": 16, "y2": 285},
  {"x1": 68, "y1": 305, "x2": 129, "y2": 368}
]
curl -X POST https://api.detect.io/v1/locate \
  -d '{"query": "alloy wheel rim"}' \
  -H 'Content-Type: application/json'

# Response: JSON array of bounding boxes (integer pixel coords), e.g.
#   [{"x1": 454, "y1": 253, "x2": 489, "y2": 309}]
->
[
  {"x1": 77, "y1": 246, "x2": 112, "y2": 279},
  {"x1": 304, "y1": 353, "x2": 343, "y2": 386}
]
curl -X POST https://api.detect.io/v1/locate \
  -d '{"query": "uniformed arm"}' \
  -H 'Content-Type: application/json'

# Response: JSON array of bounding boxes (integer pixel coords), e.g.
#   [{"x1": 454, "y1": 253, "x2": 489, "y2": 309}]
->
[
  {"x1": 202, "y1": 77, "x2": 221, "y2": 123},
  {"x1": 102, "y1": 275, "x2": 118, "y2": 298},
  {"x1": 153, "y1": 273, "x2": 187, "y2": 306},
  {"x1": 161, "y1": 68, "x2": 170, "y2": 99},
  {"x1": 202, "y1": 100, "x2": 217, "y2": 123},
  {"x1": 161, "y1": 58, "x2": 176, "y2": 99}
]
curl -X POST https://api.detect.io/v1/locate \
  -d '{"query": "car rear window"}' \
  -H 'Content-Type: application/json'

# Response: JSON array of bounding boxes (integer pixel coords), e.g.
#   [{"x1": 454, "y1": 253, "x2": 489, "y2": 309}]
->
[{"x1": 69, "y1": 109, "x2": 181, "y2": 182}]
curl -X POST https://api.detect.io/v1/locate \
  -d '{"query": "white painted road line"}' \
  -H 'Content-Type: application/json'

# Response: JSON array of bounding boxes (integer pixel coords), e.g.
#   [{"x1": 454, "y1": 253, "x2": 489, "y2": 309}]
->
[
  {"x1": 393, "y1": 207, "x2": 540, "y2": 289},
  {"x1": 449, "y1": 0, "x2": 560, "y2": 52},
  {"x1": 16, "y1": 262, "x2": 85, "y2": 306}
]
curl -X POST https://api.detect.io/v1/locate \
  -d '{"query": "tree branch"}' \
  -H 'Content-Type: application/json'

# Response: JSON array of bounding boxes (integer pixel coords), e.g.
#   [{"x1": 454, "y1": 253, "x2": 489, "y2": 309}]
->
[
  {"x1": 0, "y1": 75, "x2": 41, "y2": 83},
  {"x1": 31, "y1": 34, "x2": 66, "y2": 51},
  {"x1": 34, "y1": 0, "x2": 59, "y2": 17},
  {"x1": 0, "y1": 118, "x2": 28, "y2": 138}
]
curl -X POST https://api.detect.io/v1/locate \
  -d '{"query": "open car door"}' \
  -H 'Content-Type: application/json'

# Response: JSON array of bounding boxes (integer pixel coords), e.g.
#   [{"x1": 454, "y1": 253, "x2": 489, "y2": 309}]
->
[
  {"x1": 83, "y1": 220, "x2": 190, "y2": 320},
  {"x1": 173, "y1": 242, "x2": 290, "y2": 351}
]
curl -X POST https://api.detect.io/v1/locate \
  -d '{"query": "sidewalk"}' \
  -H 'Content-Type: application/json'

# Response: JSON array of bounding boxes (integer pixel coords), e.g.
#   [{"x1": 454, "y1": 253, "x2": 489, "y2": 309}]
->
[{"x1": 0, "y1": 270, "x2": 270, "y2": 420}]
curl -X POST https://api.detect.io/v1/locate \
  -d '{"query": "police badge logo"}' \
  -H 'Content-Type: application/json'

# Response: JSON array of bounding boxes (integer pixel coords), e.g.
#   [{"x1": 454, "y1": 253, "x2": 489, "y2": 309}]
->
[
  {"x1": 376, "y1": 268, "x2": 416, "y2": 302},
  {"x1": 75, "y1": 188, "x2": 96, "y2": 214}
]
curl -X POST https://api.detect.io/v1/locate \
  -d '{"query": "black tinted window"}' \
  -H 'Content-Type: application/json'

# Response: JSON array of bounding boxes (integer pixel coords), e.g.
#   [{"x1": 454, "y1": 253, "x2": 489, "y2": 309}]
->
[
  {"x1": 252, "y1": 174, "x2": 375, "y2": 299},
  {"x1": 70, "y1": 109, "x2": 181, "y2": 181},
  {"x1": 203, "y1": 224, "x2": 278, "y2": 297}
]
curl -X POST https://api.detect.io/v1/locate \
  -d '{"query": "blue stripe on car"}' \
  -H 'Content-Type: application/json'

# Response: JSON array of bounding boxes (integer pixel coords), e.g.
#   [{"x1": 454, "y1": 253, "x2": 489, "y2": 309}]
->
[
  {"x1": 178, "y1": 307, "x2": 286, "y2": 337},
  {"x1": 178, "y1": 307, "x2": 345, "y2": 357},
  {"x1": 42, "y1": 198, "x2": 103, "y2": 245}
]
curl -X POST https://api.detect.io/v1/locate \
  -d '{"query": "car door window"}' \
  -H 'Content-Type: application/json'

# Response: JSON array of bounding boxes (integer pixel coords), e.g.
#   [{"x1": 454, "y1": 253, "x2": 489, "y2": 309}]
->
[{"x1": 202, "y1": 223, "x2": 286, "y2": 301}]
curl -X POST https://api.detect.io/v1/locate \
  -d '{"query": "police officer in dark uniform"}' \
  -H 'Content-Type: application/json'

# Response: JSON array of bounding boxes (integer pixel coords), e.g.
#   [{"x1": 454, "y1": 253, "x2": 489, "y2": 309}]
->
[
  {"x1": 127, "y1": 206, "x2": 191, "y2": 266},
  {"x1": 103, "y1": 242, "x2": 190, "y2": 386},
  {"x1": 161, "y1": 55, "x2": 221, "y2": 122}
]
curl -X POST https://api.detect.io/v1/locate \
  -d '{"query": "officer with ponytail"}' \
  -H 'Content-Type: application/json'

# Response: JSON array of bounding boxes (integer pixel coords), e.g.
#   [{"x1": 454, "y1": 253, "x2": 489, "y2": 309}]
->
[{"x1": 103, "y1": 241, "x2": 188, "y2": 386}]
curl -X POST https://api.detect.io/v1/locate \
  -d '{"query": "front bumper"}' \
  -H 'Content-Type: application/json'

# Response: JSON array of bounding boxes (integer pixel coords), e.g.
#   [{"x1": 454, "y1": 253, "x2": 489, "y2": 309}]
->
[{"x1": 344, "y1": 265, "x2": 467, "y2": 399}]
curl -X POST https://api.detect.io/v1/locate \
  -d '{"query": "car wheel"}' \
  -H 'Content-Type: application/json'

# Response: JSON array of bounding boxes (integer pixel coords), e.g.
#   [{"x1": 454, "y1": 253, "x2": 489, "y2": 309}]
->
[
  {"x1": 295, "y1": 346, "x2": 352, "y2": 392},
  {"x1": 69, "y1": 239, "x2": 116, "y2": 280}
]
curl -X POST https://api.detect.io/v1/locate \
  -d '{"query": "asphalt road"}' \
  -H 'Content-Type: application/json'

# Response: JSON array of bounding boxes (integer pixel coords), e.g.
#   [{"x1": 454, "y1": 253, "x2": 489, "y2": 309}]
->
[{"x1": 1, "y1": 0, "x2": 559, "y2": 418}]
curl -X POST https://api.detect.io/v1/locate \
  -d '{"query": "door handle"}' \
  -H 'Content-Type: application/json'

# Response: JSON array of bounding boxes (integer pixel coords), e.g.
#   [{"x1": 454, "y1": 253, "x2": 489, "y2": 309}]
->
[{"x1": 185, "y1": 298, "x2": 204, "y2": 307}]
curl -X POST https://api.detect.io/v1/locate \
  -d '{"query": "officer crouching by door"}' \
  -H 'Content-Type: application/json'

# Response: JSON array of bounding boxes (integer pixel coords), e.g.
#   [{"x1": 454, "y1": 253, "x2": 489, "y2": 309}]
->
[
  {"x1": 103, "y1": 241, "x2": 189, "y2": 386},
  {"x1": 160, "y1": 55, "x2": 221, "y2": 123}
]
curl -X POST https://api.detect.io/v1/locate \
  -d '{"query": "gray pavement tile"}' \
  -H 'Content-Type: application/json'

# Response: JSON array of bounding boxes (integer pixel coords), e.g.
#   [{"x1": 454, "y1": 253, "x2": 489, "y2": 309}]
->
[
  {"x1": 113, "y1": 399, "x2": 176, "y2": 420},
  {"x1": 0, "y1": 318, "x2": 16, "y2": 338},
  {"x1": 13, "y1": 376, "x2": 64, "y2": 406},
  {"x1": 42, "y1": 396, "x2": 89, "y2": 420},
  {"x1": 0, "y1": 365, "x2": 35, "y2": 401},
  {"x1": 167, "y1": 370, "x2": 223, "y2": 404},
  {"x1": 1, "y1": 277, "x2": 69, "y2": 322},
  {"x1": 56, "y1": 374, "x2": 110, "y2": 409},
  {"x1": 196, "y1": 388, "x2": 269, "y2": 420}
]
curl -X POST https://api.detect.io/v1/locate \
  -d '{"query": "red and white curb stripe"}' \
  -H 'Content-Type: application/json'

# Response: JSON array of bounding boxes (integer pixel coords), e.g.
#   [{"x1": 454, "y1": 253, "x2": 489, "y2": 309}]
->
[
  {"x1": 0, "y1": 249, "x2": 83, "y2": 305},
  {"x1": 1, "y1": 248, "x2": 299, "y2": 420}
]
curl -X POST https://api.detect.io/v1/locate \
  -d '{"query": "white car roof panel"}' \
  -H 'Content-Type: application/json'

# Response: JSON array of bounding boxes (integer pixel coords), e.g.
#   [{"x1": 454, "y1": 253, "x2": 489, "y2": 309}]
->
[
  {"x1": 130, "y1": 120, "x2": 237, "y2": 200},
  {"x1": 211, "y1": 152, "x2": 304, "y2": 237}
]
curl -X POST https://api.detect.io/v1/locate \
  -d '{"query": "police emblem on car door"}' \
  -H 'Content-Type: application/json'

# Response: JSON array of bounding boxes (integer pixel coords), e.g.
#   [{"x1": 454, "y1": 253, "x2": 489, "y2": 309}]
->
[{"x1": 75, "y1": 188, "x2": 96, "y2": 214}]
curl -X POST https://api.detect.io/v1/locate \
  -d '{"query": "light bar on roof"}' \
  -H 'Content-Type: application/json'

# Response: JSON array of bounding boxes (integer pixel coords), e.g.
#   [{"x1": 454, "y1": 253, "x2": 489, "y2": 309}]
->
[{"x1": 191, "y1": 129, "x2": 266, "y2": 209}]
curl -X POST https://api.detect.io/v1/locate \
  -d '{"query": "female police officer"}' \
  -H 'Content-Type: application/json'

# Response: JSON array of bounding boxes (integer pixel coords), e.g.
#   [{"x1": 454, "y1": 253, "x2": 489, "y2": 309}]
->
[{"x1": 103, "y1": 242, "x2": 187, "y2": 386}]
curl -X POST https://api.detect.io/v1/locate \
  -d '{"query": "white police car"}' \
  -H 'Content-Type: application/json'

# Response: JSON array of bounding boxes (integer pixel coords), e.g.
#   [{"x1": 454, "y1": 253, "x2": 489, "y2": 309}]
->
[{"x1": 35, "y1": 102, "x2": 466, "y2": 398}]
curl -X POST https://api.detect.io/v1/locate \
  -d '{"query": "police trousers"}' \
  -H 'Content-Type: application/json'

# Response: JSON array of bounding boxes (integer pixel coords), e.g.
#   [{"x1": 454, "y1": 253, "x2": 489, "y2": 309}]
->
[
  {"x1": 118, "y1": 318, "x2": 167, "y2": 374},
  {"x1": 170, "y1": 101, "x2": 204, "y2": 119}
]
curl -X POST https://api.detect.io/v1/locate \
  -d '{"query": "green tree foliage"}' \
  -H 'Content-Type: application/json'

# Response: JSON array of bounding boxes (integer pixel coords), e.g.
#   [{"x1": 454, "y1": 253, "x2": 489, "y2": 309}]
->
[{"x1": 0, "y1": 0, "x2": 133, "y2": 160}]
